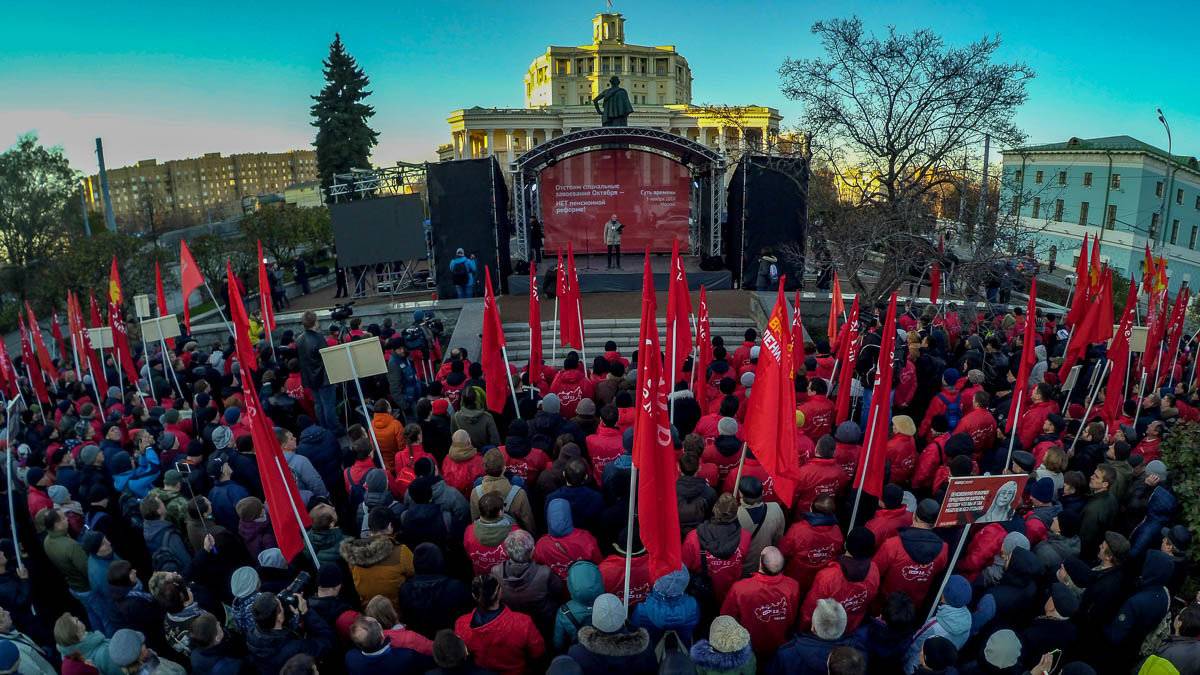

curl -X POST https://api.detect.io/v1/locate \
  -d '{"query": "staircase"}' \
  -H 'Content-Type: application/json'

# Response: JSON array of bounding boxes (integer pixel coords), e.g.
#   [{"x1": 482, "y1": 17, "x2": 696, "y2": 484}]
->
[{"x1": 500, "y1": 317, "x2": 759, "y2": 366}]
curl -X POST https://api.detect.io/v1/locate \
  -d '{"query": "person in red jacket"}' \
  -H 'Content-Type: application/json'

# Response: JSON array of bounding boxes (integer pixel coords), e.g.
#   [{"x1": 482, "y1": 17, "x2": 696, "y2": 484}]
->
[
  {"x1": 1014, "y1": 383, "x2": 1060, "y2": 451},
  {"x1": 720, "y1": 546, "x2": 799, "y2": 655},
  {"x1": 864, "y1": 484, "x2": 913, "y2": 544},
  {"x1": 389, "y1": 425, "x2": 434, "y2": 498},
  {"x1": 886, "y1": 415, "x2": 918, "y2": 487},
  {"x1": 599, "y1": 526, "x2": 653, "y2": 607},
  {"x1": 798, "y1": 527, "x2": 880, "y2": 634},
  {"x1": 548, "y1": 354, "x2": 595, "y2": 419},
  {"x1": 1134, "y1": 420, "x2": 1165, "y2": 463},
  {"x1": 682, "y1": 494, "x2": 752, "y2": 606},
  {"x1": 586, "y1": 406, "x2": 625, "y2": 484},
  {"x1": 958, "y1": 369, "x2": 985, "y2": 414},
  {"x1": 464, "y1": 493, "x2": 519, "y2": 576},
  {"x1": 919, "y1": 369, "x2": 966, "y2": 440},
  {"x1": 454, "y1": 574, "x2": 545, "y2": 675},
  {"x1": 1030, "y1": 414, "x2": 1066, "y2": 466},
  {"x1": 498, "y1": 419, "x2": 551, "y2": 485},
  {"x1": 779, "y1": 496, "x2": 844, "y2": 589},
  {"x1": 832, "y1": 421, "x2": 862, "y2": 481},
  {"x1": 694, "y1": 397, "x2": 738, "y2": 441},
  {"x1": 798, "y1": 379, "x2": 835, "y2": 442},
  {"x1": 813, "y1": 341, "x2": 835, "y2": 380},
  {"x1": 912, "y1": 423, "x2": 960, "y2": 493},
  {"x1": 601, "y1": 340, "x2": 630, "y2": 369},
  {"x1": 956, "y1": 391, "x2": 998, "y2": 457},
  {"x1": 719, "y1": 449, "x2": 780, "y2": 503},
  {"x1": 792, "y1": 437, "x2": 849, "y2": 514},
  {"x1": 25, "y1": 468, "x2": 53, "y2": 522},
  {"x1": 701, "y1": 418, "x2": 744, "y2": 484},
  {"x1": 442, "y1": 430, "x2": 485, "y2": 496},
  {"x1": 871, "y1": 499, "x2": 947, "y2": 610},
  {"x1": 533, "y1": 498, "x2": 602, "y2": 580},
  {"x1": 730, "y1": 330, "x2": 757, "y2": 371}
]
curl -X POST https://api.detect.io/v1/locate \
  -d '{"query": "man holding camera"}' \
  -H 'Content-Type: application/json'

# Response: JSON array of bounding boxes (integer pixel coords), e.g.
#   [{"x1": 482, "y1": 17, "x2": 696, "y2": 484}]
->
[{"x1": 245, "y1": 589, "x2": 334, "y2": 675}]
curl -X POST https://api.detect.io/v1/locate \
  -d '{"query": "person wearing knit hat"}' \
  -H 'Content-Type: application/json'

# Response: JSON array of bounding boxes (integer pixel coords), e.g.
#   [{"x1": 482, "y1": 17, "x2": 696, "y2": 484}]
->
[
  {"x1": 575, "y1": 398, "x2": 596, "y2": 418},
  {"x1": 709, "y1": 615, "x2": 752, "y2": 654},
  {"x1": 565, "y1": 592, "x2": 656, "y2": 672},
  {"x1": 540, "y1": 393, "x2": 561, "y2": 415},
  {"x1": 78, "y1": 444, "x2": 102, "y2": 467},
  {"x1": 834, "y1": 420, "x2": 861, "y2": 445},
  {"x1": 210, "y1": 425, "x2": 233, "y2": 451},
  {"x1": 920, "y1": 635, "x2": 958, "y2": 673},
  {"x1": 813, "y1": 598, "x2": 848, "y2": 641},
  {"x1": 231, "y1": 566, "x2": 260, "y2": 600},
  {"x1": 967, "y1": 369, "x2": 985, "y2": 385},
  {"x1": 798, "y1": 529, "x2": 877, "y2": 635},
  {"x1": 690, "y1": 614, "x2": 756, "y2": 673},
  {"x1": 903, "y1": 575, "x2": 972, "y2": 672},
  {"x1": 981, "y1": 628, "x2": 1021, "y2": 670},
  {"x1": 1143, "y1": 459, "x2": 1168, "y2": 482},
  {"x1": 717, "y1": 417, "x2": 739, "y2": 438},
  {"x1": 942, "y1": 368, "x2": 961, "y2": 386}
]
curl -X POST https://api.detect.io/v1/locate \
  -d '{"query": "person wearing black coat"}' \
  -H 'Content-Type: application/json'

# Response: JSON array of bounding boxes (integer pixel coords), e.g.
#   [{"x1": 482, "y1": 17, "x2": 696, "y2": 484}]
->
[
  {"x1": 1063, "y1": 534, "x2": 1130, "y2": 652},
  {"x1": 108, "y1": 560, "x2": 172, "y2": 656},
  {"x1": 399, "y1": 478, "x2": 451, "y2": 551},
  {"x1": 1103, "y1": 550, "x2": 1175, "y2": 672},
  {"x1": 977, "y1": 547, "x2": 1040, "y2": 632},
  {"x1": 1019, "y1": 584, "x2": 1079, "y2": 668},
  {"x1": 245, "y1": 594, "x2": 334, "y2": 675},
  {"x1": 295, "y1": 420, "x2": 343, "y2": 500},
  {"x1": 398, "y1": 544, "x2": 472, "y2": 639},
  {"x1": 190, "y1": 611, "x2": 253, "y2": 674}
]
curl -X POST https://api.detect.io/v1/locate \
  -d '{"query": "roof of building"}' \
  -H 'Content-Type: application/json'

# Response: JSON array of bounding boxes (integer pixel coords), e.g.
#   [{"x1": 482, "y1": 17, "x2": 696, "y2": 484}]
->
[{"x1": 1005, "y1": 135, "x2": 1199, "y2": 170}]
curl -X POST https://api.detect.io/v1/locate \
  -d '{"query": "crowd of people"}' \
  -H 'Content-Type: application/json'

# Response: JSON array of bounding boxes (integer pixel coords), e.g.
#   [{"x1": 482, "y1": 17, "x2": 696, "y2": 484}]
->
[{"x1": 0, "y1": 293, "x2": 1197, "y2": 675}]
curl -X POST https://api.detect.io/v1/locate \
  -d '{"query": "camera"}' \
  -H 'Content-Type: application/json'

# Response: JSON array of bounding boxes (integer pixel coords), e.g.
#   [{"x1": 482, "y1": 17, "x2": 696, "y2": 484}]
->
[
  {"x1": 331, "y1": 302, "x2": 355, "y2": 323},
  {"x1": 277, "y1": 571, "x2": 311, "y2": 613}
]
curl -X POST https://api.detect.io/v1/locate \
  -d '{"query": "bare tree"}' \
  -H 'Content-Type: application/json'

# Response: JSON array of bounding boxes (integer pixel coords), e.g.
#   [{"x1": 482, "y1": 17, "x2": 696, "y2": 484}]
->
[{"x1": 779, "y1": 17, "x2": 1035, "y2": 302}]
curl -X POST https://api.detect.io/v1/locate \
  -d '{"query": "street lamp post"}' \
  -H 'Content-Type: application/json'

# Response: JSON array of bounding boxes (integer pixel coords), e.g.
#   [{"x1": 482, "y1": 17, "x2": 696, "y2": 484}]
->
[{"x1": 1156, "y1": 108, "x2": 1174, "y2": 250}]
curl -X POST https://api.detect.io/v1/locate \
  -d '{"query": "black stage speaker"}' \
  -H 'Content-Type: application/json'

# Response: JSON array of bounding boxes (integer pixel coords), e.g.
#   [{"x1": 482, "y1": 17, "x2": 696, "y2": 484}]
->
[
  {"x1": 426, "y1": 157, "x2": 511, "y2": 298},
  {"x1": 725, "y1": 155, "x2": 808, "y2": 290}
]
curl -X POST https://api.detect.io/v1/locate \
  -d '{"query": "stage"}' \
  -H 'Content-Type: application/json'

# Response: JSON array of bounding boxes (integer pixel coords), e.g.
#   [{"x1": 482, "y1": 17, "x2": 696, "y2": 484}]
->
[{"x1": 507, "y1": 253, "x2": 732, "y2": 294}]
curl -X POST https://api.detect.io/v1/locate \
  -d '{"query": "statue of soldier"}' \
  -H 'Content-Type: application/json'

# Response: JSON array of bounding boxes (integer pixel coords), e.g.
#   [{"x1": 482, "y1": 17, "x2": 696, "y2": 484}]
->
[{"x1": 593, "y1": 76, "x2": 634, "y2": 127}]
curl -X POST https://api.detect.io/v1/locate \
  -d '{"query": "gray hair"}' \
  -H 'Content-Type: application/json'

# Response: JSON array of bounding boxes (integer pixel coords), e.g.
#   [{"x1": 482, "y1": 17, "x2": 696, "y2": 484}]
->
[{"x1": 503, "y1": 529, "x2": 535, "y2": 563}]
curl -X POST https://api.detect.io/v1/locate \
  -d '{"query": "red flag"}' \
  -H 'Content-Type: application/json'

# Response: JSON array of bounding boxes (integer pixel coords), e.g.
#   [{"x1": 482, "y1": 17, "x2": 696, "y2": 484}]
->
[
  {"x1": 226, "y1": 260, "x2": 258, "y2": 374},
  {"x1": 1006, "y1": 279, "x2": 1038, "y2": 433},
  {"x1": 1102, "y1": 282, "x2": 1138, "y2": 426},
  {"x1": 1089, "y1": 236, "x2": 1102, "y2": 292},
  {"x1": 481, "y1": 266, "x2": 510, "y2": 414},
  {"x1": 695, "y1": 286, "x2": 713, "y2": 408},
  {"x1": 89, "y1": 293, "x2": 102, "y2": 330},
  {"x1": 18, "y1": 316, "x2": 50, "y2": 406},
  {"x1": 179, "y1": 239, "x2": 205, "y2": 332},
  {"x1": 1142, "y1": 287, "x2": 1170, "y2": 380},
  {"x1": 1142, "y1": 243, "x2": 1156, "y2": 295},
  {"x1": 154, "y1": 261, "x2": 176, "y2": 350},
  {"x1": 50, "y1": 311, "x2": 68, "y2": 367},
  {"x1": 1066, "y1": 234, "x2": 1091, "y2": 327},
  {"x1": 25, "y1": 303, "x2": 59, "y2": 380},
  {"x1": 745, "y1": 278, "x2": 799, "y2": 506},
  {"x1": 854, "y1": 291, "x2": 898, "y2": 499},
  {"x1": 1061, "y1": 292, "x2": 1104, "y2": 377},
  {"x1": 563, "y1": 243, "x2": 585, "y2": 350},
  {"x1": 0, "y1": 341, "x2": 16, "y2": 399},
  {"x1": 527, "y1": 263, "x2": 544, "y2": 387},
  {"x1": 929, "y1": 235, "x2": 943, "y2": 306},
  {"x1": 80, "y1": 293, "x2": 109, "y2": 395},
  {"x1": 632, "y1": 251, "x2": 681, "y2": 580},
  {"x1": 108, "y1": 257, "x2": 140, "y2": 387},
  {"x1": 256, "y1": 241, "x2": 277, "y2": 333},
  {"x1": 665, "y1": 240, "x2": 693, "y2": 388},
  {"x1": 1161, "y1": 285, "x2": 1190, "y2": 385},
  {"x1": 827, "y1": 271, "x2": 845, "y2": 344},
  {"x1": 834, "y1": 297, "x2": 861, "y2": 423},
  {"x1": 1096, "y1": 269, "x2": 1115, "y2": 343},
  {"x1": 790, "y1": 289, "x2": 805, "y2": 376},
  {"x1": 242, "y1": 381, "x2": 311, "y2": 560}
]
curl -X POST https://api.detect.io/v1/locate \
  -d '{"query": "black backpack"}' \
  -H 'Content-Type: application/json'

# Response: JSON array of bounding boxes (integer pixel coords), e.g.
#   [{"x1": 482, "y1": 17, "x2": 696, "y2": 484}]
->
[
  {"x1": 451, "y1": 260, "x2": 469, "y2": 285},
  {"x1": 346, "y1": 468, "x2": 370, "y2": 510}
]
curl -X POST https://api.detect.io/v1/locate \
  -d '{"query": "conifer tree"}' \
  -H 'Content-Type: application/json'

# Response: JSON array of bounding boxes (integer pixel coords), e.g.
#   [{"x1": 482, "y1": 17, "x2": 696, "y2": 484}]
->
[{"x1": 310, "y1": 33, "x2": 379, "y2": 195}]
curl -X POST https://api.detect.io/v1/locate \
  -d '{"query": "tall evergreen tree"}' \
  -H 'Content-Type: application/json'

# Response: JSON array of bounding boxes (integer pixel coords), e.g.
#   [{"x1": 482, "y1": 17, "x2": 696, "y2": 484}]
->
[{"x1": 310, "y1": 33, "x2": 379, "y2": 195}]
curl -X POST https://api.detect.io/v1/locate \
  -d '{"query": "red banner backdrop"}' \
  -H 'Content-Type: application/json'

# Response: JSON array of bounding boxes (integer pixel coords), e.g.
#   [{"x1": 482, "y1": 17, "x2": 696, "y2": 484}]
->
[{"x1": 539, "y1": 149, "x2": 690, "y2": 254}]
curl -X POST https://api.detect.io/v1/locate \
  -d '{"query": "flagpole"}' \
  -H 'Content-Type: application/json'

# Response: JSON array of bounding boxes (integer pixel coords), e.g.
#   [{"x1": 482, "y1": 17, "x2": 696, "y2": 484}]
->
[
  {"x1": 1069, "y1": 360, "x2": 1111, "y2": 454},
  {"x1": 22, "y1": 365, "x2": 47, "y2": 425},
  {"x1": 552, "y1": 299, "x2": 558, "y2": 364},
  {"x1": 69, "y1": 332, "x2": 82, "y2": 381},
  {"x1": 272, "y1": 453, "x2": 320, "y2": 566},
  {"x1": 201, "y1": 278, "x2": 236, "y2": 338},
  {"x1": 849, "y1": 423, "x2": 882, "y2": 528},
  {"x1": 160, "y1": 333, "x2": 185, "y2": 403},
  {"x1": 4, "y1": 396, "x2": 26, "y2": 576},
  {"x1": 1132, "y1": 372, "x2": 1148, "y2": 429},
  {"x1": 500, "y1": 346, "x2": 521, "y2": 415},
  {"x1": 622, "y1": 462, "x2": 638, "y2": 611},
  {"x1": 1003, "y1": 390, "x2": 1024, "y2": 471},
  {"x1": 345, "y1": 347, "x2": 387, "y2": 469},
  {"x1": 669, "y1": 321, "x2": 677, "y2": 423},
  {"x1": 576, "y1": 295, "x2": 587, "y2": 365},
  {"x1": 731, "y1": 442, "x2": 749, "y2": 497},
  {"x1": 925, "y1": 524, "x2": 971, "y2": 624}
]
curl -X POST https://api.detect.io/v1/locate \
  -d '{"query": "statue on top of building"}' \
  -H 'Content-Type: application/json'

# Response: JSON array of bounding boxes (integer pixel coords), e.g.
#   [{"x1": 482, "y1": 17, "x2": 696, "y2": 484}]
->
[{"x1": 593, "y1": 76, "x2": 634, "y2": 127}]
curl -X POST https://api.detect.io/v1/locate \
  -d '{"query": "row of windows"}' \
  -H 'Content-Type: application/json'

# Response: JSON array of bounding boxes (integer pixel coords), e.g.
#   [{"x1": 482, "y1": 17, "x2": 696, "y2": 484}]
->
[
  {"x1": 568, "y1": 56, "x2": 673, "y2": 77},
  {"x1": 1016, "y1": 169, "x2": 1200, "y2": 209},
  {"x1": 1023, "y1": 196, "x2": 1200, "y2": 249}
]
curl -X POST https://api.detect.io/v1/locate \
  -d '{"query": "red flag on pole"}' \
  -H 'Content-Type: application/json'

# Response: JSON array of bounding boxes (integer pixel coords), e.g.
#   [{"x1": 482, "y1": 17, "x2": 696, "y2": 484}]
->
[
  {"x1": 256, "y1": 241, "x2": 277, "y2": 333},
  {"x1": 226, "y1": 260, "x2": 258, "y2": 374},
  {"x1": 25, "y1": 303, "x2": 59, "y2": 380},
  {"x1": 695, "y1": 286, "x2": 713, "y2": 408},
  {"x1": 929, "y1": 235, "x2": 943, "y2": 306},
  {"x1": 242, "y1": 379, "x2": 312, "y2": 560},
  {"x1": 1061, "y1": 291, "x2": 1103, "y2": 377},
  {"x1": 790, "y1": 289, "x2": 805, "y2": 376},
  {"x1": 18, "y1": 316, "x2": 50, "y2": 405},
  {"x1": 1142, "y1": 243, "x2": 1156, "y2": 295},
  {"x1": 481, "y1": 266, "x2": 510, "y2": 414},
  {"x1": 80, "y1": 293, "x2": 108, "y2": 395},
  {"x1": 666, "y1": 240, "x2": 693, "y2": 388},
  {"x1": 154, "y1": 261, "x2": 176, "y2": 350},
  {"x1": 1089, "y1": 236, "x2": 1102, "y2": 292},
  {"x1": 108, "y1": 257, "x2": 140, "y2": 387},
  {"x1": 632, "y1": 251, "x2": 681, "y2": 580},
  {"x1": 1066, "y1": 234, "x2": 1091, "y2": 327},
  {"x1": 744, "y1": 278, "x2": 799, "y2": 506},
  {"x1": 50, "y1": 311, "x2": 68, "y2": 366},
  {"x1": 1102, "y1": 282, "x2": 1138, "y2": 426},
  {"x1": 853, "y1": 291, "x2": 898, "y2": 500},
  {"x1": 0, "y1": 341, "x2": 16, "y2": 399},
  {"x1": 834, "y1": 297, "x2": 861, "y2": 424},
  {"x1": 1161, "y1": 285, "x2": 1190, "y2": 384},
  {"x1": 527, "y1": 264, "x2": 544, "y2": 388},
  {"x1": 1006, "y1": 279, "x2": 1038, "y2": 433},
  {"x1": 179, "y1": 240, "x2": 205, "y2": 332},
  {"x1": 827, "y1": 271, "x2": 845, "y2": 344},
  {"x1": 563, "y1": 243, "x2": 585, "y2": 351}
]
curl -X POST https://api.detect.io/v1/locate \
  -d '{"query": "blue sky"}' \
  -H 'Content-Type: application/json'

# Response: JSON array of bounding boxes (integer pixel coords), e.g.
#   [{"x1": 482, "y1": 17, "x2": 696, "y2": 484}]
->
[{"x1": 2, "y1": 0, "x2": 1197, "y2": 173}]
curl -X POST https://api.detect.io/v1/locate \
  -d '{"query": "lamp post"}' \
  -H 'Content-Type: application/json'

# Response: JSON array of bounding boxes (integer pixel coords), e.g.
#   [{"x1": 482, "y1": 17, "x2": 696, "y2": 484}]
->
[{"x1": 1156, "y1": 108, "x2": 1173, "y2": 250}]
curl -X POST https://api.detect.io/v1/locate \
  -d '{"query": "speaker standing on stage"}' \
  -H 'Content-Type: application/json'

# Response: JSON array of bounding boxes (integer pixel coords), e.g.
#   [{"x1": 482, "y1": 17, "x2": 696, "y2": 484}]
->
[{"x1": 604, "y1": 215, "x2": 624, "y2": 269}]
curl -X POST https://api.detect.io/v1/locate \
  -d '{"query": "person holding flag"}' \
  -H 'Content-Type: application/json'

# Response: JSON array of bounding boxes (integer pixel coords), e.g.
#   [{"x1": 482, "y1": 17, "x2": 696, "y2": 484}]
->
[{"x1": 850, "y1": 292, "x2": 898, "y2": 526}]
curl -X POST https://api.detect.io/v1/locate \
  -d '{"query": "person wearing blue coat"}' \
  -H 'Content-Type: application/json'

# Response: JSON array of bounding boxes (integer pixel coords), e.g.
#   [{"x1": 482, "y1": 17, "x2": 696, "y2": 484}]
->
[
  {"x1": 110, "y1": 450, "x2": 158, "y2": 499},
  {"x1": 206, "y1": 457, "x2": 251, "y2": 533},
  {"x1": 554, "y1": 561, "x2": 605, "y2": 650},
  {"x1": 767, "y1": 599, "x2": 854, "y2": 675},
  {"x1": 295, "y1": 419, "x2": 342, "y2": 496},
  {"x1": 1129, "y1": 484, "x2": 1177, "y2": 558},
  {"x1": 630, "y1": 567, "x2": 700, "y2": 646}
]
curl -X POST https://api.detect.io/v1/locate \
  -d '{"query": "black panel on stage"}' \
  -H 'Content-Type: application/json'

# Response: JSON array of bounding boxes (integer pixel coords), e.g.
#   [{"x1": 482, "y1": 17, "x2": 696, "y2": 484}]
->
[
  {"x1": 330, "y1": 194, "x2": 427, "y2": 267},
  {"x1": 725, "y1": 156, "x2": 808, "y2": 290},
  {"x1": 427, "y1": 157, "x2": 511, "y2": 297}
]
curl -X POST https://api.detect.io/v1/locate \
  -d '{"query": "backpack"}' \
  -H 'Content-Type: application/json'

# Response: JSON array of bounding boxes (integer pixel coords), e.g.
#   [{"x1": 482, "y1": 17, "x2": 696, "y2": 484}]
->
[
  {"x1": 939, "y1": 391, "x2": 964, "y2": 429},
  {"x1": 451, "y1": 260, "x2": 469, "y2": 286},
  {"x1": 346, "y1": 468, "x2": 370, "y2": 511},
  {"x1": 473, "y1": 484, "x2": 521, "y2": 516},
  {"x1": 151, "y1": 534, "x2": 186, "y2": 573}
]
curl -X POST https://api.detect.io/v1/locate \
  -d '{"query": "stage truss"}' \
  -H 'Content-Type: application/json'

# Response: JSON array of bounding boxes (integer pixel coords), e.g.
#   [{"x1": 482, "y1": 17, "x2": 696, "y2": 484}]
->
[
  {"x1": 509, "y1": 127, "x2": 726, "y2": 261},
  {"x1": 329, "y1": 162, "x2": 427, "y2": 202}
]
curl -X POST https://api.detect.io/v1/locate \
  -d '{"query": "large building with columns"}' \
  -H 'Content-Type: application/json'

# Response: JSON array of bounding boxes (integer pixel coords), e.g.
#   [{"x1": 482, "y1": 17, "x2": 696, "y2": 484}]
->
[{"x1": 436, "y1": 12, "x2": 781, "y2": 170}]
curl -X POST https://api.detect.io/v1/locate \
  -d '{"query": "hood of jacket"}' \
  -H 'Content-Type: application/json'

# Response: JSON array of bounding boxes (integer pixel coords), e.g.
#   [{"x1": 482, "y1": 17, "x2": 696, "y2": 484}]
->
[
  {"x1": 1000, "y1": 547, "x2": 1040, "y2": 587},
  {"x1": 556, "y1": 368, "x2": 586, "y2": 386},
  {"x1": 457, "y1": 408, "x2": 489, "y2": 425},
  {"x1": 339, "y1": 534, "x2": 397, "y2": 567},
  {"x1": 576, "y1": 625, "x2": 651, "y2": 657},
  {"x1": 143, "y1": 519, "x2": 175, "y2": 547},
  {"x1": 547, "y1": 499, "x2": 574, "y2": 537},
  {"x1": 299, "y1": 424, "x2": 331, "y2": 446},
  {"x1": 837, "y1": 554, "x2": 873, "y2": 582},
  {"x1": 504, "y1": 433, "x2": 532, "y2": 459},
  {"x1": 448, "y1": 441, "x2": 477, "y2": 462},
  {"x1": 1140, "y1": 549, "x2": 1175, "y2": 588},
  {"x1": 651, "y1": 568, "x2": 690, "y2": 598},
  {"x1": 802, "y1": 512, "x2": 839, "y2": 528},
  {"x1": 900, "y1": 527, "x2": 946, "y2": 565},
  {"x1": 697, "y1": 519, "x2": 742, "y2": 559},
  {"x1": 412, "y1": 543, "x2": 445, "y2": 575},
  {"x1": 714, "y1": 434, "x2": 741, "y2": 457},
  {"x1": 934, "y1": 604, "x2": 972, "y2": 639},
  {"x1": 676, "y1": 475, "x2": 711, "y2": 501},
  {"x1": 445, "y1": 371, "x2": 466, "y2": 387},
  {"x1": 372, "y1": 412, "x2": 399, "y2": 431},
  {"x1": 567, "y1": 561, "x2": 605, "y2": 605},
  {"x1": 57, "y1": 630, "x2": 107, "y2": 660},
  {"x1": 473, "y1": 515, "x2": 514, "y2": 547},
  {"x1": 689, "y1": 641, "x2": 753, "y2": 671}
]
